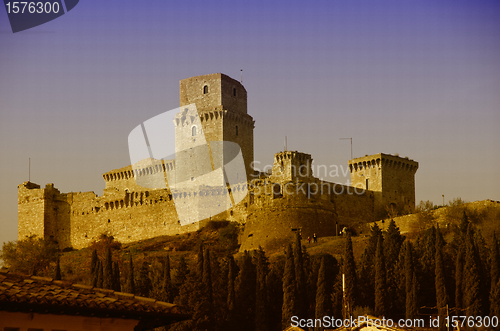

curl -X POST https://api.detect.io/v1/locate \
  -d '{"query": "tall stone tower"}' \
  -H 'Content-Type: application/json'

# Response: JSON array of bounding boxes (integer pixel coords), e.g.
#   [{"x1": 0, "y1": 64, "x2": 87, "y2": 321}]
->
[
  {"x1": 178, "y1": 73, "x2": 255, "y2": 180},
  {"x1": 348, "y1": 153, "x2": 418, "y2": 214},
  {"x1": 270, "y1": 151, "x2": 313, "y2": 183}
]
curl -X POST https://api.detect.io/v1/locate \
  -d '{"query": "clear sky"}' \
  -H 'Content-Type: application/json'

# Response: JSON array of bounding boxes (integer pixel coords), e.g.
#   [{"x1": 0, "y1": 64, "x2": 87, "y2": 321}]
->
[{"x1": 1, "y1": 0, "x2": 499, "y2": 246}]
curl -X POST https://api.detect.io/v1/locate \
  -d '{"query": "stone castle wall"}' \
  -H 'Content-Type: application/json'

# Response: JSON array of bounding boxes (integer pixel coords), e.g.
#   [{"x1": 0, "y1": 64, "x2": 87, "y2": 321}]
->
[
  {"x1": 18, "y1": 174, "x2": 377, "y2": 251},
  {"x1": 240, "y1": 178, "x2": 375, "y2": 251},
  {"x1": 19, "y1": 181, "x2": 252, "y2": 249}
]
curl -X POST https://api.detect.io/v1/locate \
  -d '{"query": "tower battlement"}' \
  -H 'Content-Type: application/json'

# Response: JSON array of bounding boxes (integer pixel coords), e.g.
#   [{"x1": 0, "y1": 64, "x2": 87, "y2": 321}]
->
[
  {"x1": 349, "y1": 153, "x2": 418, "y2": 174},
  {"x1": 180, "y1": 73, "x2": 247, "y2": 114},
  {"x1": 270, "y1": 151, "x2": 314, "y2": 183},
  {"x1": 349, "y1": 153, "x2": 419, "y2": 213}
]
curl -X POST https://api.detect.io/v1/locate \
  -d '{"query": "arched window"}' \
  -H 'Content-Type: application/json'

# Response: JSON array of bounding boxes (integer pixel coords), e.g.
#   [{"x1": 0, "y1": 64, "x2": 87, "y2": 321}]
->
[
  {"x1": 235, "y1": 125, "x2": 238, "y2": 136},
  {"x1": 192, "y1": 125, "x2": 197, "y2": 136},
  {"x1": 233, "y1": 87, "x2": 237, "y2": 96},
  {"x1": 203, "y1": 85, "x2": 208, "y2": 94}
]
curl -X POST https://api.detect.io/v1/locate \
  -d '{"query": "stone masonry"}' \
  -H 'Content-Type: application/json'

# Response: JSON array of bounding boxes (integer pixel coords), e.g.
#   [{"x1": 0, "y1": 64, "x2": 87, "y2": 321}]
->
[{"x1": 18, "y1": 73, "x2": 418, "y2": 251}]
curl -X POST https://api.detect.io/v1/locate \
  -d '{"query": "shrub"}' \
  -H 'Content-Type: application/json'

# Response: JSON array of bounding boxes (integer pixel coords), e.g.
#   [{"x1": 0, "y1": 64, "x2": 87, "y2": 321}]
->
[
  {"x1": 205, "y1": 220, "x2": 230, "y2": 231},
  {"x1": 411, "y1": 211, "x2": 435, "y2": 232},
  {"x1": 0, "y1": 235, "x2": 59, "y2": 275},
  {"x1": 416, "y1": 200, "x2": 436, "y2": 213},
  {"x1": 218, "y1": 222, "x2": 239, "y2": 249},
  {"x1": 88, "y1": 233, "x2": 122, "y2": 254}
]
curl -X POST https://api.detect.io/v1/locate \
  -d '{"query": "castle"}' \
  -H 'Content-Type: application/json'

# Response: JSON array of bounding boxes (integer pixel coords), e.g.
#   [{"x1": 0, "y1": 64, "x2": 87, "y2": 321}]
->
[{"x1": 18, "y1": 73, "x2": 418, "y2": 251}]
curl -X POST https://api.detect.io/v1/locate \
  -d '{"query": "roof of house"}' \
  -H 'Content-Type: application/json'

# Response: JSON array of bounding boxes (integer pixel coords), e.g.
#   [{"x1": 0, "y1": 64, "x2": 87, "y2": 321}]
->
[{"x1": 0, "y1": 269, "x2": 190, "y2": 330}]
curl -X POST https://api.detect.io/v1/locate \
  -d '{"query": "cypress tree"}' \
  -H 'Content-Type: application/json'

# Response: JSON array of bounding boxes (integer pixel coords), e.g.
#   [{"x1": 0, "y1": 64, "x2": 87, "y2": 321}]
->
[
  {"x1": 197, "y1": 243, "x2": 204, "y2": 280},
  {"x1": 455, "y1": 249, "x2": 464, "y2": 313},
  {"x1": 176, "y1": 265, "x2": 194, "y2": 310},
  {"x1": 393, "y1": 242, "x2": 408, "y2": 317},
  {"x1": 490, "y1": 233, "x2": 500, "y2": 317},
  {"x1": 491, "y1": 233, "x2": 499, "y2": 287},
  {"x1": 474, "y1": 229, "x2": 490, "y2": 315},
  {"x1": 54, "y1": 256, "x2": 61, "y2": 280},
  {"x1": 202, "y1": 248, "x2": 213, "y2": 306},
  {"x1": 225, "y1": 253, "x2": 237, "y2": 331},
  {"x1": 176, "y1": 255, "x2": 189, "y2": 286},
  {"x1": 405, "y1": 241, "x2": 418, "y2": 319},
  {"x1": 196, "y1": 248, "x2": 214, "y2": 330},
  {"x1": 384, "y1": 219, "x2": 405, "y2": 269},
  {"x1": 294, "y1": 232, "x2": 308, "y2": 320},
  {"x1": 343, "y1": 232, "x2": 357, "y2": 317},
  {"x1": 459, "y1": 211, "x2": 469, "y2": 238},
  {"x1": 137, "y1": 261, "x2": 152, "y2": 297},
  {"x1": 384, "y1": 220, "x2": 405, "y2": 316},
  {"x1": 163, "y1": 255, "x2": 173, "y2": 302},
  {"x1": 202, "y1": 248, "x2": 213, "y2": 303},
  {"x1": 315, "y1": 255, "x2": 334, "y2": 331},
  {"x1": 255, "y1": 246, "x2": 270, "y2": 331},
  {"x1": 464, "y1": 225, "x2": 483, "y2": 316},
  {"x1": 267, "y1": 264, "x2": 284, "y2": 331},
  {"x1": 113, "y1": 261, "x2": 121, "y2": 292},
  {"x1": 306, "y1": 249, "x2": 319, "y2": 321},
  {"x1": 211, "y1": 251, "x2": 227, "y2": 331},
  {"x1": 97, "y1": 260, "x2": 104, "y2": 288},
  {"x1": 103, "y1": 246, "x2": 113, "y2": 290},
  {"x1": 235, "y1": 250, "x2": 256, "y2": 331},
  {"x1": 331, "y1": 258, "x2": 344, "y2": 318},
  {"x1": 127, "y1": 255, "x2": 135, "y2": 295},
  {"x1": 282, "y1": 243, "x2": 298, "y2": 329},
  {"x1": 358, "y1": 222, "x2": 382, "y2": 308},
  {"x1": 435, "y1": 239, "x2": 449, "y2": 331},
  {"x1": 410, "y1": 272, "x2": 418, "y2": 319},
  {"x1": 305, "y1": 246, "x2": 319, "y2": 321},
  {"x1": 227, "y1": 254, "x2": 236, "y2": 312},
  {"x1": 419, "y1": 226, "x2": 437, "y2": 308},
  {"x1": 90, "y1": 249, "x2": 98, "y2": 286},
  {"x1": 374, "y1": 235, "x2": 387, "y2": 317},
  {"x1": 491, "y1": 278, "x2": 500, "y2": 320}
]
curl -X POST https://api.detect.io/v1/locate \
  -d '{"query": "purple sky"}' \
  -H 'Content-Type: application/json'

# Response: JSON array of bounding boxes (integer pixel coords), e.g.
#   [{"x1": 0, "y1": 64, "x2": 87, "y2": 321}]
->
[{"x1": 1, "y1": 0, "x2": 499, "y2": 246}]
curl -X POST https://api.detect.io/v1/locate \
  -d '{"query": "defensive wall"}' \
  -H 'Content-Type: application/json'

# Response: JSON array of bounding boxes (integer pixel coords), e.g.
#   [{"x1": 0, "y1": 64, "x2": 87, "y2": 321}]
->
[
  {"x1": 18, "y1": 170, "x2": 375, "y2": 251},
  {"x1": 18, "y1": 180, "x2": 251, "y2": 249}
]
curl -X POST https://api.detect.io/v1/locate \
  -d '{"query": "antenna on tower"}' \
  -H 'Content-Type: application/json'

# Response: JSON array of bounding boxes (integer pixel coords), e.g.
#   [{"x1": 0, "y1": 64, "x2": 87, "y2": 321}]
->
[
  {"x1": 29, "y1": 157, "x2": 31, "y2": 182},
  {"x1": 240, "y1": 69, "x2": 243, "y2": 83},
  {"x1": 284, "y1": 136, "x2": 287, "y2": 151},
  {"x1": 340, "y1": 138, "x2": 353, "y2": 159}
]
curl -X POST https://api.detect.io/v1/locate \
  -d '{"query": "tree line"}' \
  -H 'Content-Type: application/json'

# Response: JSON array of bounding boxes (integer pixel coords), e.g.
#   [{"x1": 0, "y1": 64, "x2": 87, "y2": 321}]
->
[{"x1": 86, "y1": 214, "x2": 500, "y2": 331}]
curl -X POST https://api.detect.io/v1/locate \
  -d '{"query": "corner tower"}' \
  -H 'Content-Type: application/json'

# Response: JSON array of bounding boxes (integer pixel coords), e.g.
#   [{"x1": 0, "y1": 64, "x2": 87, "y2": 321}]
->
[
  {"x1": 179, "y1": 73, "x2": 255, "y2": 179},
  {"x1": 270, "y1": 151, "x2": 313, "y2": 183},
  {"x1": 348, "y1": 153, "x2": 418, "y2": 214}
]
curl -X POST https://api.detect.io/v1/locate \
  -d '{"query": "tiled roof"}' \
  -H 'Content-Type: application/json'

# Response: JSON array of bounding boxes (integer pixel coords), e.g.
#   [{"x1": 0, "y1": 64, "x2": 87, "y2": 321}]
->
[{"x1": 0, "y1": 269, "x2": 190, "y2": 329}]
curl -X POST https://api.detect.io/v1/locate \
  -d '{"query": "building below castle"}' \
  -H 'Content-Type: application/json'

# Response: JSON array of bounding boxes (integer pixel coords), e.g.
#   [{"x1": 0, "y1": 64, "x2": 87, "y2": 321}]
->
[{"x1": 18, "y1": 74, "x2": 418, "y2": 251}]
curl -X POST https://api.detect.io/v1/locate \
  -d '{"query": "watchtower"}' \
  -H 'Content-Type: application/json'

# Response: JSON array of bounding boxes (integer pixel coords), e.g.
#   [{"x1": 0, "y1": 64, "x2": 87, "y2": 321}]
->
[
  {"x1": 270, "y1": 151, "x2": 313, "y2": 183},
  {"x1": 178, "y1": 73, "x2": 255, "y2": 180},
  {"x1": 349, "y1": 153, "x2": 418, "y2": 214}
]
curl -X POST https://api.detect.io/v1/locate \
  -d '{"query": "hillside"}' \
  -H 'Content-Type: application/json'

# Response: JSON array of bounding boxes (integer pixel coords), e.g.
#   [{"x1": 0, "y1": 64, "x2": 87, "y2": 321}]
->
[
  {"x1": 56, "y1": 199, "x2": 500, "y2": 286},
  {"x1": 3, "y1": 199, "x2": 500, "y2": 331}
]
